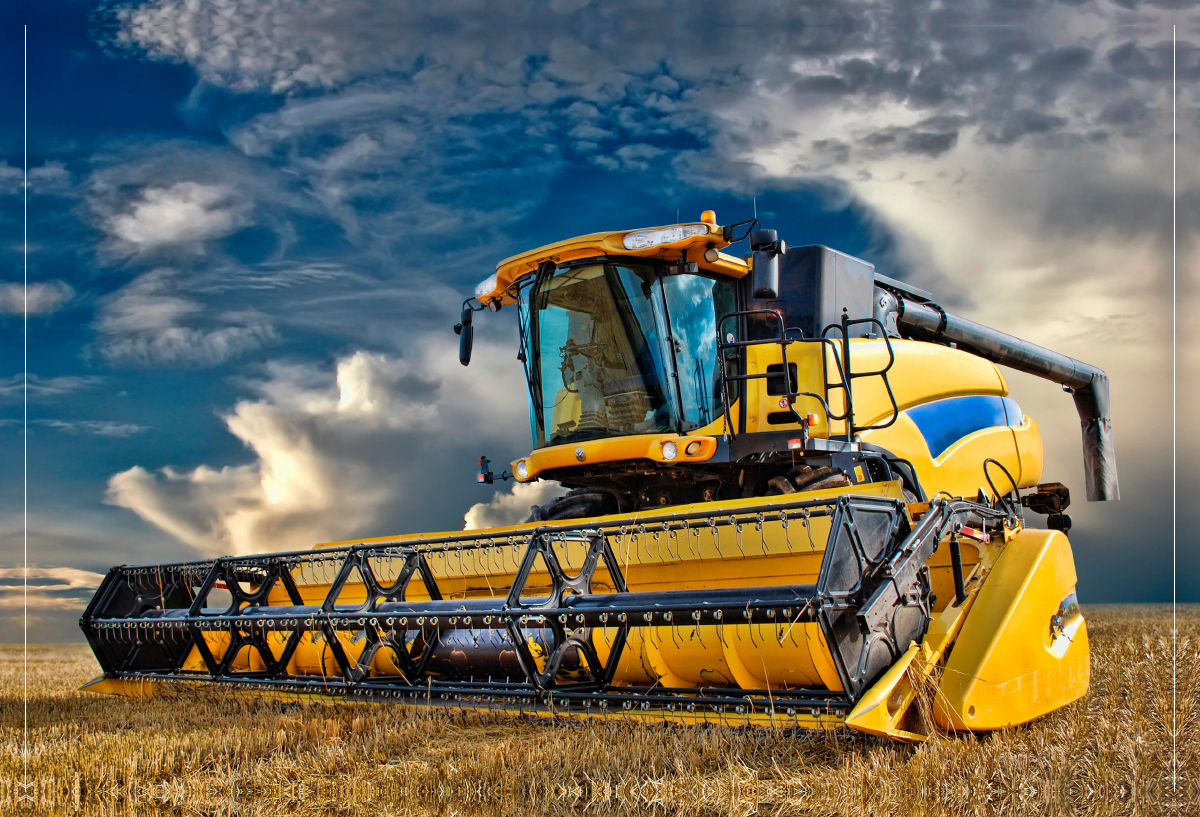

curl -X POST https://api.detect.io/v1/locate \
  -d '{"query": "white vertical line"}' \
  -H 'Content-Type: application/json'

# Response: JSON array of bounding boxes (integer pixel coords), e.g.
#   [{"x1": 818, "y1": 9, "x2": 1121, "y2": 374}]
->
[
  {"x1": 1171, "y1": 21, "x2": 1177, "y2": 797},
  {"x1": 22, "y1": 22, "x2": 29, "y2": 793}
]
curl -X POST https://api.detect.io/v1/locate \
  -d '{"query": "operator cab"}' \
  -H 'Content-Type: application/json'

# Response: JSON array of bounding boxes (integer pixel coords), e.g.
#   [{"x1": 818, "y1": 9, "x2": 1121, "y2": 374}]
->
[
  {"x1": 459, "y1": 212, "x2": 974, "y2": 513},
  {"x1": 519, "y1": 259, "x2": 737, "y2": 450}
]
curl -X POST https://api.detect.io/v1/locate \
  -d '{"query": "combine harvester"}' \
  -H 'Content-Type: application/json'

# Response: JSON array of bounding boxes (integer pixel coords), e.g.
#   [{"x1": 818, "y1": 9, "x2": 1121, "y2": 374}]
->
[{"x1": 81, "y1": 212, "x2": 1117, "y2": 740}]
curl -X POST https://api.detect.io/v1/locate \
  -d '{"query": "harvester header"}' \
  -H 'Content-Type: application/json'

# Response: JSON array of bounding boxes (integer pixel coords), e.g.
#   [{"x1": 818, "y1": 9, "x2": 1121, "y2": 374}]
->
[{"x1": 82, "y1": 211, "x2": 1115, "y2": 741}]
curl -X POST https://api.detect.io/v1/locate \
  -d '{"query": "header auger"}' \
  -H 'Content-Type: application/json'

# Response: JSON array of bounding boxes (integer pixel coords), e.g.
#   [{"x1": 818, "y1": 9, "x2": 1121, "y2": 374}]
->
[{"x1": 82, "y1": 211, "x2": 1115, "y2": 740}]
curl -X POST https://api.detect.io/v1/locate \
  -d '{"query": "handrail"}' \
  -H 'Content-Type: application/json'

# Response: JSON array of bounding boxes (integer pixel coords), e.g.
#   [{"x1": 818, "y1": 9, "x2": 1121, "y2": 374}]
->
[
  {"x1": 820, "y1": 313, "x2": 899, "y2": 437},
  {"x1": 716, "y1": 309, "x2": 851, "y2": 442}
]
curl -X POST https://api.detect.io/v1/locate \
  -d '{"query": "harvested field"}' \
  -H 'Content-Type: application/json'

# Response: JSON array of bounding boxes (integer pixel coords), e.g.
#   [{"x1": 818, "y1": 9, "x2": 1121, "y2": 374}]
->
[{"x1": 1, "y1": 605, "x2": 1195, "y2": 816}]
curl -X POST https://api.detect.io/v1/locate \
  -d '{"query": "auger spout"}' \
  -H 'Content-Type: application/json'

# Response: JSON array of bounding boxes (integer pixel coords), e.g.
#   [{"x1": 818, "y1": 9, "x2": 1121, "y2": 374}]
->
[{"x1": 887, "y1": 295, "x2": 1119, "y2": 502}]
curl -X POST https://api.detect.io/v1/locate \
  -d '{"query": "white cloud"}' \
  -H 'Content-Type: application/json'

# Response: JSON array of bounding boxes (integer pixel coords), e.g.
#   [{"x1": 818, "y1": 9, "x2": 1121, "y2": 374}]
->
[
  {"x1": 463, "y1": 481, "x2": 568, "y2": 530},
  {"x1": 0, "y1": 566, "x2": 106, "y2": 611},
  {"x1": 0, "y1": 281, "x2": 75, "y2": 315},
  {"x1": 29, "y1": 161, "x2": 73, "y2": 193},
  {"x1": 106, "y1": 181, "x2": 246, "y2": 251},
  {"x1": 112, "y1": 0, "x2": 554, "y2": 94},
  {"x1": 189, "y1": 261, "x2": 351, "y2": 293},
  {"x1": 102, "y1": 323, "x2": 277, "y2": 367},
  {"x1": 0, "y1": 161, "x2": 72, "y2": 196},
  {"x1": 96, "y1": 269, "x2": 276, "y2": 366},
  {"x1": 106, "y1": 342, "x2": 529, "y2": 557},
  {"x1": 222, "y1": 86, "x2": 557, "y2": 247},
  {"x1": 593, "y1": 143, "x2": 666, "y2": 172},
  {"x1": 85, "y1": 141, "x2": 309, "y2": 265},
  {"x1": 0, "y1": 374, "x2": 104, "y2": 400},
  {"x1": 34, "y1": 420, "x2": 147, "y2": 437},
  {"x1": 0, "y1": 162, "x2": 21, "y2": 194}
]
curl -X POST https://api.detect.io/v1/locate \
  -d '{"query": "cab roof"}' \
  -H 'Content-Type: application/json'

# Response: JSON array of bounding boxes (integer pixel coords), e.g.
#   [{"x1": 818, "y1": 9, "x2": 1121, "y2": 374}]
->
[{"x1": 474, "y1": 217, "x2": 749, "y2": 306}]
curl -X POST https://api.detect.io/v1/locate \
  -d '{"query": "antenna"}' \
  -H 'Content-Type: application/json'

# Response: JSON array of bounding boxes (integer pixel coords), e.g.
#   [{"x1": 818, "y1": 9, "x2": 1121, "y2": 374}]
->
[{"x1": 753, "y1": 197, "x2": 757, "y2": 219}]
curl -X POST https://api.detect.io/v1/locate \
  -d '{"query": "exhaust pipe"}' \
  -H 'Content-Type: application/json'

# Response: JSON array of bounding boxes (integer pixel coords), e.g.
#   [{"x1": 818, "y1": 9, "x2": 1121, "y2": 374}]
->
[{"x1": 890, "y1": 296, "x2": 1119, "y2": 502}]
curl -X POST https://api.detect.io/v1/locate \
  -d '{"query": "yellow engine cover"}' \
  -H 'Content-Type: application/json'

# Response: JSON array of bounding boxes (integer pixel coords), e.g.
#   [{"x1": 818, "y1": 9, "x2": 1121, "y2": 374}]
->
[{"x1": 934, "y1": 528, "x2": 1089, "y2": 730}]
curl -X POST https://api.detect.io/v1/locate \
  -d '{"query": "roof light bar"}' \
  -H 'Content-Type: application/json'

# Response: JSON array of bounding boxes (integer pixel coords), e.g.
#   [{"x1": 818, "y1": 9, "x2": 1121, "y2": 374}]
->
[
  {"x1": 622, "y1": 224, "x2": 709, "y2": 251},
  {"x1": 474, "y1": 273, "x2": 499, "y2": 299}
]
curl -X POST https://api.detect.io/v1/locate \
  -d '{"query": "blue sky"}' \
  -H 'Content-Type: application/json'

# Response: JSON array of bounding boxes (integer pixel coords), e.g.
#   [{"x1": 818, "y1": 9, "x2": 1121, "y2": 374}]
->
[{"x1": 0, "y1": 0, "x2": 1195, "y2": 641}]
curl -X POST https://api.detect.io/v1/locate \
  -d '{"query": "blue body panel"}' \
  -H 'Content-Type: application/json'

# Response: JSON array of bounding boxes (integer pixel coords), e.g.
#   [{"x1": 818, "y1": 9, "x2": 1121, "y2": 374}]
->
[{"x1": 906, "y1": 395, "x2": 1022, "y2": 459}]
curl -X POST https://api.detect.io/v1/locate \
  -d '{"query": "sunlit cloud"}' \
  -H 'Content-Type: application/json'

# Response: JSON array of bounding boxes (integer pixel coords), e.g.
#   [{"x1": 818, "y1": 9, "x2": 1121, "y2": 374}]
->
[
  {"x1": 106, "y1": 341, "x2": 530, "y2": 556},
  {"x1": 463, "y1": 481, "x2": 568, "y2": 531},
  {"x1": 106, "y1": 181, "x2": 247, "y2": 252},
  {"x1": 0, "y1": 566, "x2": 106, "y2": 611}
]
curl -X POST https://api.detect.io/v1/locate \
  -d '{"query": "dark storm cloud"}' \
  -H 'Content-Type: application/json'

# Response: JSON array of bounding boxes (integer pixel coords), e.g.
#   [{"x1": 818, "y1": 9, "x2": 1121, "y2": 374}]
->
[
  {"x1": 983, "y1": 109, "x2": 1071, "y2": 145},
  {"x1": 89, "y1": 0, "x2": 1192, "y2": 315},
  {"x1": 1098, "y1": 97, "x2": 1150, "y2": 127},
  {"x1": 1028, "y1": 45, "x2": 1094, "y2": 95},
  {"x1": 103, "y1": 0, "x2": 1173, "y2": 163},
  {"x1": 811, "y1": 139, "x2": 852, "y2": 166},
  {"x1": 1036, "y1": 174, "x2": 1182, "y2": 243},
  {"x1": 1106, "y1": 40, "x2": 1177, "y2": 81},
  {"x1": 860, "y1": 125, "x2": 958, "y2": 158}
]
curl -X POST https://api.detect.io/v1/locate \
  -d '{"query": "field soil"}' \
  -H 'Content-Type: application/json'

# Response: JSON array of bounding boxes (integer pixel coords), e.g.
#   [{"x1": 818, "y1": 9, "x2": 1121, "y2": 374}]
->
[{"x1": 1, "y1": 605, "x2": 1195, "y2": 817}]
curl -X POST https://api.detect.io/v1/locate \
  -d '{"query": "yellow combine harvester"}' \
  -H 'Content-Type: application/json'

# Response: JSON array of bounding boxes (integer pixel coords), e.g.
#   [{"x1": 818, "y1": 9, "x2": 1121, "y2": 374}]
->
[{"x1": 81, "y1": 212, "x2": 1117, "y2": 740}]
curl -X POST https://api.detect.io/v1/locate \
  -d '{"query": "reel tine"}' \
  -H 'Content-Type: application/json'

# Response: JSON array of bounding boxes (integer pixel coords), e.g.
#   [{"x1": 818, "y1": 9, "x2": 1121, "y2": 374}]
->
[
  {"x1": 780, "y1": 510, "x2": 794, "y2": 554},
  {"x1": 804, "y1": 509, "x2": 817, "y2": 551}
]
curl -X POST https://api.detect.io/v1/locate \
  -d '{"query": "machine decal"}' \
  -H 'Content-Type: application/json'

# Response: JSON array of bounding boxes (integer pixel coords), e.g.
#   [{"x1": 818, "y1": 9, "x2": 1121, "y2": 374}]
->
[{"x1": 906, "y1": 395, "x2": 1022, "y2": 458}]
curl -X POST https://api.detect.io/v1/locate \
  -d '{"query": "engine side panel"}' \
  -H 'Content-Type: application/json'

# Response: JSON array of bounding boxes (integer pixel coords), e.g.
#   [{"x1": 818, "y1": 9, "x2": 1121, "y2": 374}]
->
[{"x1": 933, "y1": 528, "x2": 1089, "y2": 730}]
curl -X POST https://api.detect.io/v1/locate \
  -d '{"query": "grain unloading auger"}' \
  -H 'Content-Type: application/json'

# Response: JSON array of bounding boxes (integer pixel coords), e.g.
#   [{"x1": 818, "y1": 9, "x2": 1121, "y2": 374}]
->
[{"x1": 81, "y1": 212, "x2": 1117, "y2": 740}]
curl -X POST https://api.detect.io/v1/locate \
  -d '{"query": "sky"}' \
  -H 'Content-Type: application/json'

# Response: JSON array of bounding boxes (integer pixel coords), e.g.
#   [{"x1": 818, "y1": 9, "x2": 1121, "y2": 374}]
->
[{"x1": 0, "y1": 0, "x2": 1195, "y2": 642}]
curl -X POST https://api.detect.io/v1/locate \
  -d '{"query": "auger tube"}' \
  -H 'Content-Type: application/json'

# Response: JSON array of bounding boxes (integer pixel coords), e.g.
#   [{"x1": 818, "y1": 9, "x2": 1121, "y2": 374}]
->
[{"x1": 888, "y1": 295, "x2": 1119, "y2": 502}]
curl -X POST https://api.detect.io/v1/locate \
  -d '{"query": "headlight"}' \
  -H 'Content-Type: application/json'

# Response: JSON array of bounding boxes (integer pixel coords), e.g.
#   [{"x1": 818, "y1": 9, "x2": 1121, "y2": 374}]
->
[
  {"x1": 623, "y1": 224, "x2": 709, "y2": 250},
  {"x1": 475, "y1": 273, "x2": 498, "y2": 299},
  {"x1": 661, "y1": 441, "x2": 678, "y2": 460},
  {"x1": 685, "y1": 441, "x2": 702, "y2": 456},
  {"x1": 516, "y1": 460, "x2": 528, "y2": 478}
]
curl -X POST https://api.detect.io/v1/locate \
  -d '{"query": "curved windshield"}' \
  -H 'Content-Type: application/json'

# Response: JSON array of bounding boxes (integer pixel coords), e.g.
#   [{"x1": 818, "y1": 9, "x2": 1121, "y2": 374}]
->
[
  {"x1": 526, "y1": 263, "x2": 674, "y2": 448},
  {"x1": 519, "y1": 260, "x2": 739, "y2": 449}
]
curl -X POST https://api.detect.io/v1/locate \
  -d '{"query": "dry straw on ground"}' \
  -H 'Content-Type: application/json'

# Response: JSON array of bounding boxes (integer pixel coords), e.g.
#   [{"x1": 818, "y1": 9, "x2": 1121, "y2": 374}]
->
[{"x1": 1, "y1": 605, "x2": 1195, "y2": 816}]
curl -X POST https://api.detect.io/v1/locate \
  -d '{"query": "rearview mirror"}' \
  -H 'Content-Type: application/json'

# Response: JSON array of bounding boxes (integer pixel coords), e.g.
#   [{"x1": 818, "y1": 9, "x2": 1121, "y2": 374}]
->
[
  {"x1": 749, "y1": 229, "x2": 781, "y2": 299},
  {"x1": 458, "y1": 307, "x2": 473, "y2": 366}
]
